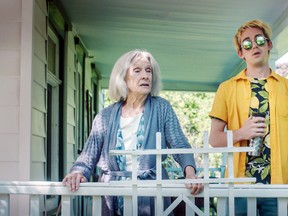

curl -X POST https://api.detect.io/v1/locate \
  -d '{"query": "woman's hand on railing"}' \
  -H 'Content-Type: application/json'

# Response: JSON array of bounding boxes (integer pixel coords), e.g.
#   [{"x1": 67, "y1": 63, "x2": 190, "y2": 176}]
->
[
  {"x1": 62, "y1": 172, "x2": 87, "y2": 192},
  {"x1": 184, "y1": 166, "x2": 204, "y2": 195}
]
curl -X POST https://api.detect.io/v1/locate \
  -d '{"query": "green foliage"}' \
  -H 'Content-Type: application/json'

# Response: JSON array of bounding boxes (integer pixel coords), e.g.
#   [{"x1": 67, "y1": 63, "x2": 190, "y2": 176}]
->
[
  {"x1": 160, "y1": 91, "x2": 222, "y2": 172},
  {"x1": 160, "y1": 91, "x2": 214, "y2": 148}
]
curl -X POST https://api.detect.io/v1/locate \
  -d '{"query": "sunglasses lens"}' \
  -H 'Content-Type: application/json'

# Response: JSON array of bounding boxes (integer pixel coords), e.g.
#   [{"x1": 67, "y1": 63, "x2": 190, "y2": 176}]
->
[
  {"x1": 242, "y1": 40, "x2": 252, "y2": 50},
  {"x1": 256, "y1": 36, "x2": 266, "y2": 46}
]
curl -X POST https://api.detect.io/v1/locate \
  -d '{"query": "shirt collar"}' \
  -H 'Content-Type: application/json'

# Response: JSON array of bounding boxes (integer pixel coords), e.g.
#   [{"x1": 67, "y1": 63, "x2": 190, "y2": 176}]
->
[{"x1": 232, "y1": 68, "x2": 280, "y2": 81}]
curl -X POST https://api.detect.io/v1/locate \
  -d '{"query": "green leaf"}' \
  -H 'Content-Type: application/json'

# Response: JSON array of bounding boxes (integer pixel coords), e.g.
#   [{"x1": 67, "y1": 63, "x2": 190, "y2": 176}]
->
[
  {"x1": 258, "y1": 80, "x2": 267, "y2": 86},
  {"x1": 259, "y1": 103, "x2": 268, "y2": 113},
  {"x1": 261, "y1": 165, "x2": 270, "y2": 180},
  {"x1": 258, "y1": 91, "x2": 269, "y2": 99}
]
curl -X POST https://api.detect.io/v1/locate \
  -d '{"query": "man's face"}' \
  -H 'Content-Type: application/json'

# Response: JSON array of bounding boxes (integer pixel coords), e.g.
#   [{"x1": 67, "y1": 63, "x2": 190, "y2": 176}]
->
[{"x1": 238, "y1": 27, "x2": 272, "y2": 67}]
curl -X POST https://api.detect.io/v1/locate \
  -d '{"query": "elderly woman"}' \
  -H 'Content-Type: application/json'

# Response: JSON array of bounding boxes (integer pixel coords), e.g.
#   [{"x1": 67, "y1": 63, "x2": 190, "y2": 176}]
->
[{"x1": 62, "y1": 49, "x2": 202, "y2": 215}]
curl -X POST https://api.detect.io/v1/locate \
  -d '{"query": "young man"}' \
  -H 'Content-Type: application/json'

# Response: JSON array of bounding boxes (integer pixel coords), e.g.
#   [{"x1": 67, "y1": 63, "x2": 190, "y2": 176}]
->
[{"x1": 209, "y1": 19, "x2": 288, "y2": 215}]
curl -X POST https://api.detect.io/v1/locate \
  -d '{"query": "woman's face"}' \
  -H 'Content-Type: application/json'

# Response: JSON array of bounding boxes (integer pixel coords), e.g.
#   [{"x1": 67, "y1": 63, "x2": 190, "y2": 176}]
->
[{"x1": 125, "y1": 57, "x2": 153, "y2": 98}]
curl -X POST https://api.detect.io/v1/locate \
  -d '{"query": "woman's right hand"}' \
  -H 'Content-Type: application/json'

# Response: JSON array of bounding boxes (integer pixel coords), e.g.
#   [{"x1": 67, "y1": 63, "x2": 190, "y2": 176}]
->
[{"x1": 62, "y1": 172, "x2": 87, "y2": 192}]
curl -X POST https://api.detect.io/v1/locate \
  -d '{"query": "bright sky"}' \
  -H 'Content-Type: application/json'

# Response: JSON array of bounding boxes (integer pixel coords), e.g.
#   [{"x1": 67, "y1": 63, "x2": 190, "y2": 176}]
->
[{"x1": 276, "y1": 52, "x2": 288, "y2": 64}]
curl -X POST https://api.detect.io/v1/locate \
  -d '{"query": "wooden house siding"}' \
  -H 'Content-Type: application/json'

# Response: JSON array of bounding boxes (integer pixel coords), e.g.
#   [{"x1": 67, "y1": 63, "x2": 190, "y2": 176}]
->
[
  {"x1": 0, "y1": 0, "x2": 22, "y2": 184},
  {"x1": 65, "y1": 31, "x2": 78, "y2": 172},
  {"x1": 31, "y1": 0, "x2": 47, "y2": 181},
  {"x1": 0, "y1": 0, "x2": 101, "y2": 214},
  {"x1": 0, "y1": 0, "x2": 35, "y2": 214}
]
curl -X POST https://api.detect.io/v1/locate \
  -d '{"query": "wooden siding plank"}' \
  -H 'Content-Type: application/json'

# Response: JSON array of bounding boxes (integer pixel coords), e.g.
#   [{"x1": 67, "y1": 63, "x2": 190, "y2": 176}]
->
[
  {"x1": 0, "y1": 50, "x2": 20, "y2": 76},
  {"x1": 0, "y1": 106, "x2": 19, "y2": 133},
  {"x1": 66, "y1": 124, "x2": 75, "y2": 144},
  {"x1": 0, "y1": 134, "x2": 18, "y2": 162},
  {"x1": 85, "y1": 59, "x2": 92, "y2": 89},
  {"x1": 67, "y1": 67, "x2": 75, "y2": 89},
  {"x1": 67, "y1": 47, "x2": 75, "y2": 61},
  {"x1": 31, "y1": 162, "x2": 45, "y2": 181},
  {"x1": 32, "y1": 82, "x2": 46, "y2": 112},
  {"x1": 67, "y1": 105, "x2": 75, "y2": 126},
  {"x1": 66, "y1": 163, "x2": 74, "y2": 173},
  {"x1": 34, "y1": 2, "x2": 47, "y2": 39},
  {"x1": 32, "y1": 56, "x2": 46, "y2": 87},
  {"x1": 33, "y1": 29, "x2": 46, "y2": 63},
  {"x1": 35, "y1": 0, "x2": 47, "y2": 15},
  {"x1": 31, "y1": 135, "x2": 46, "y2": 162},
  {"x1": 67, "y1": 32, "x2": 76, "y2": 52},
  {"x1": 0, "y1": 78, "x2": 19, "y2": 106},
  {"x1": 31, "y1": 108, "x2": 46, "y2": 137},
  {"x1": 0, "y1": 23, "x2": 21, "y2": 49},
  {"x1": 0, "y1": 0, "x2": 21, "y2": 22},
  {"x1": 67, "y1": 143, "x2": 76, "y2": 163},
  {"x1": 0, "y1": 162, "x2": 18, "y2": 180},
  {"x1": 67, "y1": 86, "x2": 75, "y2": 107}
]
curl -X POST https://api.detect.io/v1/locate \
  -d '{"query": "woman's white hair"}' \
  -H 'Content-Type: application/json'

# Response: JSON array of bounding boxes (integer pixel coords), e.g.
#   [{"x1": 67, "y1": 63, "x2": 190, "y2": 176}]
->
[{"x1": 108, "y1": 49, "x2": 162, "y2": 101}]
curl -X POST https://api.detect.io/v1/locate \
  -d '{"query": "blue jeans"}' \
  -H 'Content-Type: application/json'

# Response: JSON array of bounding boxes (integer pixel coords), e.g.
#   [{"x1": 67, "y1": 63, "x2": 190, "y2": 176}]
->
[{"x1": 232, "y1": 197, "x2": 278, "y2": 216}]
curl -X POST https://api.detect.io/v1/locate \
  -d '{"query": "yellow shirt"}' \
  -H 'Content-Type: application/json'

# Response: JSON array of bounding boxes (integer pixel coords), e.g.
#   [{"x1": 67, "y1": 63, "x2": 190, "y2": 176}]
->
[{"x1": 209, "y1": 69, "x2": 288, "y2": 184}]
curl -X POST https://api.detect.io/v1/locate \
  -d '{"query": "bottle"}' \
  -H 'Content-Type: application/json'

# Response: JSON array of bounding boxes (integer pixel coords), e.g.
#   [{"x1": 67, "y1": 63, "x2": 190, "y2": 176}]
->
[{"x1": 247, "y1": 112, "x2": 266, "y2": 156}]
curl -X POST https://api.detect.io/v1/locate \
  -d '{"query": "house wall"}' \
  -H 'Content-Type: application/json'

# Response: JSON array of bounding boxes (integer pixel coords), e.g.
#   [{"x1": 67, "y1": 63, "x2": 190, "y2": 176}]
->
[
  {"x1": 31, "y1": 0, "x2": 47, "y2": 181},
  {"x1": 0, "y1": 0, "x2": 22, "y2": 181},
  {"x1": 0, "y1": 0, "x2": 35, "y2": 215},
  {"x1": 65, "y1": 30, "x2": 78, "y2": 173},
  {"x1": 64, "y1": 34, "x2": 96, "y2": 173},
  {"x1": 0, "y1": 0, "x2": 101, "y2": 214}
]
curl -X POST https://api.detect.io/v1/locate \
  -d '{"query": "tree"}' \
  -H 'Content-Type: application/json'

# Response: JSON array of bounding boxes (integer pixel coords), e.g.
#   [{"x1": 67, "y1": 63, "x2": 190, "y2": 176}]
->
[{"x1": 160, "y1": 91, "x2": 222, "y2": 176}]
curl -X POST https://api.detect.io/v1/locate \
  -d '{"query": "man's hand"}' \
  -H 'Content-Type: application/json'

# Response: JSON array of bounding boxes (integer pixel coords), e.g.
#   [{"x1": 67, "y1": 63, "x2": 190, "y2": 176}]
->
[{"x1": 235, "y1": 116, "x2": 266, "y2": 141}]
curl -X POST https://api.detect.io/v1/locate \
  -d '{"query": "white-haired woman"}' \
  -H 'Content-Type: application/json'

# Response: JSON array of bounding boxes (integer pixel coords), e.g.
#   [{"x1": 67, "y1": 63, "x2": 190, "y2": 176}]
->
[{"x1": 63, "y1": 49, "x2": 203, "y2": 215}]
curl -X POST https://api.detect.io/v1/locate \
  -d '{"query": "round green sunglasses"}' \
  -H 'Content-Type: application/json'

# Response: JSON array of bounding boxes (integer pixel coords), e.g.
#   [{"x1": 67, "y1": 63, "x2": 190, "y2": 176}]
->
[{"x1": 241, "y1": 35, "x2": 269, "y2": 50}]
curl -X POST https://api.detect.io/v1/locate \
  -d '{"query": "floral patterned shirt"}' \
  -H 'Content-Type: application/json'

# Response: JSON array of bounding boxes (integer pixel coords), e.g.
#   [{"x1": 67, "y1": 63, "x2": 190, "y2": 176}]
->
[{"x1": 245, "y1": 78, "x2": 271, "y2": 184}]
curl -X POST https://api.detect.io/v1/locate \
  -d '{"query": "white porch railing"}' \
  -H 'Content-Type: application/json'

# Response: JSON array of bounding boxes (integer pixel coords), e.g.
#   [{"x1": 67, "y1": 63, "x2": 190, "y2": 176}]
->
[
  {"x1": 0, "y1": 132, "x2": 287, "y2": 215},
  {"x1": 0, "y1": 181, "x2": 287, "y2": 215}
]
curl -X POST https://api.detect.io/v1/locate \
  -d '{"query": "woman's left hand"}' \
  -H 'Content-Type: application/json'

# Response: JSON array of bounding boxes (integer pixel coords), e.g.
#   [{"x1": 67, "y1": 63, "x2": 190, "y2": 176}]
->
[{"x1": 184, "y1": 166, "x2": 204, "y2": 195}]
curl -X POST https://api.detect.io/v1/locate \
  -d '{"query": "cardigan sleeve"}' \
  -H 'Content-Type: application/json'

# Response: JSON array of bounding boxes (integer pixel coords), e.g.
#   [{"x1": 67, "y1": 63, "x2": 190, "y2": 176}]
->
[
  {"x1": 158, "y1": 98, "x2": 197, "y2": 171},
  {"x1": 69, "y1": 108, "x2": 109, "y2": 180}
]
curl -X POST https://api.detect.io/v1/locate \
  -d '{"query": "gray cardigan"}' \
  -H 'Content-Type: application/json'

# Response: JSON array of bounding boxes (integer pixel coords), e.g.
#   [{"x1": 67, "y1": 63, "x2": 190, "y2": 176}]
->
[{"x1": 70, "y1": 95, "x2": 196, "y2": 215}]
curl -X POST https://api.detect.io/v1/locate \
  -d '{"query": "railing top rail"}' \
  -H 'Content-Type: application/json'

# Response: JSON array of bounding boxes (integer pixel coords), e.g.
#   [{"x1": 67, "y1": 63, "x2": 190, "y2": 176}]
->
[
  {"x1": 109, "y1": 146, "x2": 255, "y2": 155},
  {"x1": 0, "y1": 181, "x2": 287, "y2": 197},
  {"x1": 1, "y1": 181, "x2": 287, "y2": 189},
  {"x1": 1, "y1": 181, "x2": 287, "y2": 188}
]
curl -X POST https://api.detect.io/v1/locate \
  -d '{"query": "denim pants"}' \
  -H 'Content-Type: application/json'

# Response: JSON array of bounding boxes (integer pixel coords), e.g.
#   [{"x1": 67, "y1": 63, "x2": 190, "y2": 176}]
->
[{"x1": 231, "y1": 197, "x2": 278, "y2": 216}]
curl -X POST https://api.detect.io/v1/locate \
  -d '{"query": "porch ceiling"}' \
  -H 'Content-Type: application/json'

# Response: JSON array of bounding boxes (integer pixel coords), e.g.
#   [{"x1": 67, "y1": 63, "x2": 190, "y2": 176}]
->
[{"x1": 58, "y1": 0, "x2": 288, "y2": 92}]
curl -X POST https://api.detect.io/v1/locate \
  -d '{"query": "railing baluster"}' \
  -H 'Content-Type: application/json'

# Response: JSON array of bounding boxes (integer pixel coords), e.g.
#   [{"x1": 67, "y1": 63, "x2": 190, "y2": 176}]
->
[
  {"x1": 92, "y1": 196, "x2": 101, "y2": 215},
  {"x1": 156, "y1": 132, "x2": 163, "y2": 216},
  {"x1": 0, "y1": 194, "x2": 9, "y2": 216},
  {"x1": 203, "y1": 131, "x2": 210, "y2": 216},
  {"x1": 227, "y1": 130, "x2": 235, "y2": 216},
  {"x1": 186, "y1": 196, "x2": 195, "y2": 216},
  {"x1": 30, "y1": 195, "x2": 40, "y2": 216},
  {"x1": 217, "y1": 197, "x2": 227, "y2": 216},
  {"x1": 61, "y1": 195, "x2": 71, "y2": 216},
  {"x1": 247, "y1": 197, "x2": 257, "y2": 216},
  {"x1": 277, "y1": 198, "x2": 287, "y2": 216},
  {"x1": 131, "y1": 147, "x2": 138, "y2": 216},
  {"x1": 124, "y1": 196, "x2": 132, "y2": 215}
]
